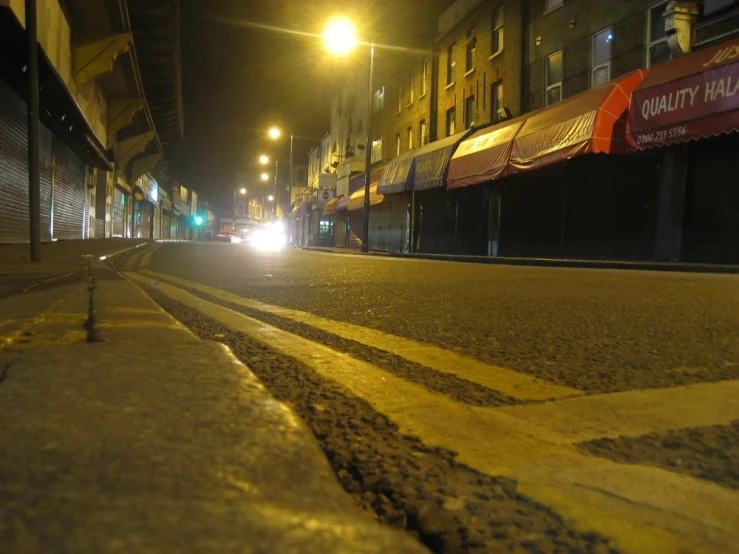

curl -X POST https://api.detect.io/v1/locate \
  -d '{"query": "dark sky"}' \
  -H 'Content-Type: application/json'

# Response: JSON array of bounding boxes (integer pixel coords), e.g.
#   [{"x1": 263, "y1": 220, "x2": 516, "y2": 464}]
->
[{"x1": 169, "y1": 0, "x2": 454, "y2": 207}]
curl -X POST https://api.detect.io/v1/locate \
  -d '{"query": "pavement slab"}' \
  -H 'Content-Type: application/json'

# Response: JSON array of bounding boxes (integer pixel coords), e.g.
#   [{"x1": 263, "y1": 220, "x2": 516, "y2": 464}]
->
[{"x1": 0, "y1": 259, "x2": 428, "y2": 554}]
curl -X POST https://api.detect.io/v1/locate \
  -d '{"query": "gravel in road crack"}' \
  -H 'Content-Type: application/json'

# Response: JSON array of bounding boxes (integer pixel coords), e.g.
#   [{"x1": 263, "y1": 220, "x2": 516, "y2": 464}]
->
[
  {"x1": 579, "y1": 420, "x2": 739, "y2": 490},
  {"x1": 139, "y1": 283, "x2": 615, "y2": 554}
]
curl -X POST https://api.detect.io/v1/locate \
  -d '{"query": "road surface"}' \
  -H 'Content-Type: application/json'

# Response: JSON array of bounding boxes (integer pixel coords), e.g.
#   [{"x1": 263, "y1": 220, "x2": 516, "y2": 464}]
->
[{"x1": 115, "y1": 241, "x2": 739, "y2": 554}]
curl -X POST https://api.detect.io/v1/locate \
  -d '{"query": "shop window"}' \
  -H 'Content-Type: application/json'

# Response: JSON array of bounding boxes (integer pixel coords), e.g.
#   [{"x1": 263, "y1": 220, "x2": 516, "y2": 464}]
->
[
  {"x1": 545, "y1": 50, "x2": 563, "y2": 105},
  {"x1": 447, "y1": 43, "x2": 456, "y2": 85},
  {"x1": 492, "y1": 7, "x2": 504, "y2": 55},
  {"x1": 446, "y1": 107, "x2": 456, "y2": 136},
  {"x1": 592, "y1": 27, "x2": 613, "y2": 87},
  {"x1": 647, "y1": 1, "x2": 672, "y2": 67},
  {"x1": 703, "y1": 0, "x2": 735, "y2": 15},
  {"x1": 464, "y1": 95, "x2": 475, "y2": 129}
]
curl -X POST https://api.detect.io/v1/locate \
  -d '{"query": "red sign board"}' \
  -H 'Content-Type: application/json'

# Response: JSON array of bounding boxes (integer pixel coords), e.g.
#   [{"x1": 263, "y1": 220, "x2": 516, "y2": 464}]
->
[{"x1": 627, "y1": 39, "x2": 739, "y2": 150}]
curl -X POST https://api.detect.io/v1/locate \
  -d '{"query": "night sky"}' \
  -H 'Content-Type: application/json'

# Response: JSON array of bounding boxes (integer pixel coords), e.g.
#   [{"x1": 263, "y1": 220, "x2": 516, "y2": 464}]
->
[{"x1": 169, "y1": 0, "x2": 454, "y2": 209}]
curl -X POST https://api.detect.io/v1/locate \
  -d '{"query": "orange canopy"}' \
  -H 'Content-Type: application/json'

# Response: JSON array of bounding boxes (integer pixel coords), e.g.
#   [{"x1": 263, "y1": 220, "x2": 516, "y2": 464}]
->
[
  {"x1": 347, "y1": 184, "x2": 384, "y2": 211},
  {"x1": 510, "y1": 69, "x2": 647, "y2": 173}
]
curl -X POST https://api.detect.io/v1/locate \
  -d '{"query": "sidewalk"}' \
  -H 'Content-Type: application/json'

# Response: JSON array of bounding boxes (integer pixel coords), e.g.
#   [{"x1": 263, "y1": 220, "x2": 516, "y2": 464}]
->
[
  {"x1": 0, "y1": 239, "x2": 150, "y2": 298},
  {"x1": 0, "y1": 252, "x2": 427, "y2": 553},
  {"x1": 300, "y1": 246, "x2": 739, "y2": 274}
]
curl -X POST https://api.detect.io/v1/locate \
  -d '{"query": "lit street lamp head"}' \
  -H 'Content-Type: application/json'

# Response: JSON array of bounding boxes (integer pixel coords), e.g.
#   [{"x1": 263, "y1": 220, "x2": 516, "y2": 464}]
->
[
  {"x1": 268, "y1": 127, "x2": 281, "y2": 139},
  {"x1": 268, "y1": 195, "x2": 274, "y2": 202},
  {"x1": 239, "y1": 187, "x2": 247, "y2": 194},
  {"x1": 259, "y1": 155, "x2": 269, "y2": 165},
  {"x1": 260, "y1": 173, "x2": 269, "y2": 182},
  {"x1": 323, "y1": 16, "x2": 357, "y2": 55}
]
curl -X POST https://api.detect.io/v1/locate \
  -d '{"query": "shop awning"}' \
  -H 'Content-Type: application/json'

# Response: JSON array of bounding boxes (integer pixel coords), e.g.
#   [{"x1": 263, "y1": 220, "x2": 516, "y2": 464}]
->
[
  {"x1": 447, "y1": 115, "x2": 531, "y2": 189},
  {"x1": 626, "y1": 37, "x2": 739, "y2": 150},
  {"x1": 335, "y1": 195, "x2": 350, "y2": 212},
  {"x1": 510, "y1": 69, "x2": 647, "y2": 172},
  {"x1": 347, "y1": 184, "x2": 384, "y2": 211},
  {"x1": 290, "y1": 201, "x2": 312, "y2": 218},
  {"x1": 322, "y1": 196, "x2": 342, "y2": 216},
  {"x1": 378, "y1": 131, "x2": 471, "y2": 194}
]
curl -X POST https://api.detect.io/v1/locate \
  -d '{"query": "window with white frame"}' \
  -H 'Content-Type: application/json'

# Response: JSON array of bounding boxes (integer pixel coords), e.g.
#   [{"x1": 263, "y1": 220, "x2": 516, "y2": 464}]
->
[
  {"x1": 421, "y1": 59, "x2": 428, "y2": 96},
  {"x1": 466, "y1": 30, "x2": 476, "y2": 72},
  {"x1": 396, "y1": 134, "x2": 401, "y2": 156},
  {"x1": 464, "y1": 95, "x2": 475, "y2": 129},
  {"x1": 545, "y1": 51, "x2": 563, "y2": 105},
  {"x1": 408, "y1": 127, "x2": 413, "y2": 149},
  {"x1": 397, "y1": 81, "x2": 402, "y2": 112},
  {"x1": 371, "y1": 137, "x2": 383, "y2": 163},
  {"x1": 546, "y1": 0, "x2": 563, "y2": 12},
  {"x1": 492, "y1": 7, "x2": 504, "y2": 55},
  {"x1": 420, "y1": 120, "x2": 427, "y2": 144},
  {"x1": 446, "y1": 107, "x2": 456, "y2": 136},
  {"x1": 647, "y1": 1, "x2": 672, "y2": 67},
  {"x1": 592, "y1": 27, "x2": 613, "y2": 87},
  {"x1": 409, "y1": 72, "x2": 414, "y2": 105},
  {"x1": 447, "y1": 44, "x2": 456, "y2": 84},
  {"x1": 491, "y1": 81, "x2": 503, "y2": 121},
  {"x1": 373, "y1": 87, "x2": 385, "y2": 112}
]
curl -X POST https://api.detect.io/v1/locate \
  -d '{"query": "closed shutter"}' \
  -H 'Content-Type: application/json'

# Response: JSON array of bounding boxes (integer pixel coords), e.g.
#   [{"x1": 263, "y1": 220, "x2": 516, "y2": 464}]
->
[
  {"x1": 94, "y1": 173, "x2": 106, "y2": 238},
  {"x1": 161, "y1": 213, "x2": 170, "y2": 239},
  {"x1": 113, "y1": 187, "x2": 125, "y2": 237},
  {"x1": 0, "y1": 79, "x2": 53, "y2": 242},
  {"x1": 152, "y1": 204, "x2": 160, "y2": 240},
  {"x1": 682, "y1": 134, "x2": 739, "y2": 264},
  {"x1": 170, "y1": 216, "x2": 177, "y2": 239},
  {"x1": 335, "y1": 217, "x2": 346, "y2": 247},
  {"x1": 369, "y1": 205, "x2": 382, "y2": 250},
  {"x1": 346, "y1": 211, "x2": 362, "y2": 248},
  {"x1": 386, "y1": 197, "x2": 409, "y2": 252},
  {"x1": 52, "y1": 139, "x2": 87, "y2": 240},
  {"x1": 140, "y1": 201, "x2": 152, "y2": 239}
]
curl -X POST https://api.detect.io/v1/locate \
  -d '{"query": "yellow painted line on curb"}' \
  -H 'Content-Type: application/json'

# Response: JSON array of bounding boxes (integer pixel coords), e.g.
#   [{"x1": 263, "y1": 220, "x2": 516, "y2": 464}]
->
[
  {"x1": 129, "y1": 273, "x2": 739, "y2": 554},
  {"x1": 138, "y1": 269, "x2": 581, "y2": 402}
]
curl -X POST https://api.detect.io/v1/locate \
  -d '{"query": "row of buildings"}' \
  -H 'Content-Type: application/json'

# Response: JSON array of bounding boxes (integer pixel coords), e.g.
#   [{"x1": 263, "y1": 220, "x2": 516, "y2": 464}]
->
[
  {"x1": 0, "y1": 0, "x2": 212, "y2": 244},
  {"x1": 291, "y1": 0, "x2": 739, "y2": 264}
]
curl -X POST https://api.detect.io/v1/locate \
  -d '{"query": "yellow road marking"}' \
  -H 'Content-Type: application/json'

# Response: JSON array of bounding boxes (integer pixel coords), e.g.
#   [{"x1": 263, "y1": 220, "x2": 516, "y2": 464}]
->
[
  {"x1": 138, "y1": 269, "x2": 581, "y2": 402},
  {"x1": 129, "y1": 273, "x2": 739, "y2": 554}
]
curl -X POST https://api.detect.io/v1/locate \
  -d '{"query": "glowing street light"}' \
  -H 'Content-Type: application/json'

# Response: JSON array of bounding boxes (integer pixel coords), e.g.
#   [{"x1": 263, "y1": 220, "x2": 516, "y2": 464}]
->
[
  {"x1": 268, "y1": 195, "x2": 274, "y2": 202},
  {"x1": 260, "y1": 172, "x2": 269, "y2": 182},
  {"x1": 239, "y1": 187, "x2": 247, "y2": 195},
  {"x1": 323, "y1": 16, "x2": 357, "y2": 55},
  {"x1": 259, "y1": 155, "x2": 269, "y2": 165},
  {"x1": 268, "y1": 127, "x2": 281, "y2": 139}
]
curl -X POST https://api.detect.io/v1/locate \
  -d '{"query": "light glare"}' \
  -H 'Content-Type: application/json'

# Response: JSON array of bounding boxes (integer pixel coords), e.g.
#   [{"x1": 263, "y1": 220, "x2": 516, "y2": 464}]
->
[
  {"x1": 268, "y1": 127, "x2": 281, "y2": 139},
  {"x1": 260, "y1": 173, "x2": 269, "y2": 181},
  {"x1": 259, "y1": 155, "x2": 269, "y2": 164},
  {"x1": 323, "y1": 16, "x2": 357, "y2": 55}
]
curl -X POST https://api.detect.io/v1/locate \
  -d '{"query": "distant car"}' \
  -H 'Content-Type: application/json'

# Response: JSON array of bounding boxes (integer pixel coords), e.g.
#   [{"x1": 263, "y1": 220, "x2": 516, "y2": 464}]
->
[{"x1": 215, "y1": 232, "x2": 242, "y2": 243}]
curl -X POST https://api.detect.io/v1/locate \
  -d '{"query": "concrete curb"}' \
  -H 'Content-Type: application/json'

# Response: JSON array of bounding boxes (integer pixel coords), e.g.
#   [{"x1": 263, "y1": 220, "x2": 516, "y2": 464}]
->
[{"x1": 299, "y1": 247, "x2": 739, "y2": 275}]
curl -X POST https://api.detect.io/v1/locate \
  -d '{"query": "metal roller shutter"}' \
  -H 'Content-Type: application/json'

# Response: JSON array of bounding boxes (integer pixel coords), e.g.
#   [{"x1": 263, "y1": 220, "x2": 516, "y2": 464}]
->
[
  {"x1": 369, "y1": 205, "x2": 382, "y2": 250},
  {"x1": 170, "y1": 216, "x2": 177, "y2": 240},
  {"x1": 335, "y1": 217, "x2": 346, "y2": 247},
  {"x1": 139, "y1": 201, "x2": 152, "y2": 239},
  {"x1": 346, "y1": 211, "x2": 362, "y2": 248},
  {"x1": 52, "y1": 139, "x2": 87, "y2": 240},
  {"x1": 113, "y1": 187, "x2": 125, "y2": 237},
  {"x1": 0, "y1": 79, "x2": 53, "y2": 243},
  {"x1": 152, "y1": 204, "x2": 160, "y2": 240},
  {"x1": 161, "y1": 213, "x2": 170, "y2": 239},
  {"x1": 386, "y1": 197, "x2": 409, "y2": 252},
  {"x1": 682, "y1": 135, "x2": 739, "y2": 264}
]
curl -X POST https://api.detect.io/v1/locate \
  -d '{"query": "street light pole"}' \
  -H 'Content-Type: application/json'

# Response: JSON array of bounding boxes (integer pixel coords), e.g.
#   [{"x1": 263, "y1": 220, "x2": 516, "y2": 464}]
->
[
  {"x1": 273, "y1": 160, "x2": 279, "y2": 220},
  {"x1": 288, "y1": 134, "x2": 294, "y2": 216},
  {"x1": 361, "y1": 42, "x2": 375, "y2": 253}
]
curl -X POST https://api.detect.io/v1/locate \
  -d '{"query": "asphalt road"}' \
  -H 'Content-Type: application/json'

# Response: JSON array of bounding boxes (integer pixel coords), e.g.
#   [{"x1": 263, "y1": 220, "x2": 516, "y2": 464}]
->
[{"x1": 147, "y1": 241, "x2": 739, "y2": 394}]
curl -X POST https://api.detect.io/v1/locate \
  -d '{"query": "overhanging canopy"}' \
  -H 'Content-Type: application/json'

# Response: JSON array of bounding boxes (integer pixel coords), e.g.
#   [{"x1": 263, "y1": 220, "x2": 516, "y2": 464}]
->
[
  {"x1": 510, "y1": 69, "x2": 647, "y2": 172},
  {"x1": 347, "y1": 184, "x2": 384, "y2": 211},
  {"x1": 378, "y1": 130, "x2": 471, "y2": 194},
  {"x1": 626, "y1": 37, "x2": 739, "y2": 150},
  {"x1": 447, "y1": 115, "x2": 531, "y2": 189},
  {"x1": 322, "y1": 196, "x2": 341, "y2": 216}
]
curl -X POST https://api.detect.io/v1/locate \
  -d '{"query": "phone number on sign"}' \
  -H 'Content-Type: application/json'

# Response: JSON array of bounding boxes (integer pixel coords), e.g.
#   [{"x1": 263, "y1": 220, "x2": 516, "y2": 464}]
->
[{"x1": 635, "y1": 126, "x2": 688, "y2": 145}]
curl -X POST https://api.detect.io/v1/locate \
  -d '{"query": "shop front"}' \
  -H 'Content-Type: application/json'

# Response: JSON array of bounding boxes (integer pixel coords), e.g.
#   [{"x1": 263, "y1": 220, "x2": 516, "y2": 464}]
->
[
  {"x1": 626, "y1": 37, "x2": 739, "y2": 264},
  {"x1": 379, "y1": 131, "x2": 472, "y2": 254}
]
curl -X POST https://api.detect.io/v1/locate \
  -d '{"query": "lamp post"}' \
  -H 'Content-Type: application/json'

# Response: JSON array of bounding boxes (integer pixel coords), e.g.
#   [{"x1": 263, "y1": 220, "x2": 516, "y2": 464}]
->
[
  {"x1": 260, "y1": 155, "x2": 280, "y2": 221},
  {"x1": 323, "y1": 17, "x2": 373, "y2": 253}
]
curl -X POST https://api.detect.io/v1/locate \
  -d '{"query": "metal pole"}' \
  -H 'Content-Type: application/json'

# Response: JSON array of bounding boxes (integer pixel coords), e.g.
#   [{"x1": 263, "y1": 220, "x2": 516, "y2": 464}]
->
[
  {"x1": 361, "y1": 43, "x2": 375, "y2": 253},
  {"x1": 274, "y1": 160, "x2": 279, "y2": 220},
  {"x1": 233, "y1": 189, "x2": 236, "y2": 217},
  {"x1": 26, "y1": 0, "x2": 41, "y2": 261}
]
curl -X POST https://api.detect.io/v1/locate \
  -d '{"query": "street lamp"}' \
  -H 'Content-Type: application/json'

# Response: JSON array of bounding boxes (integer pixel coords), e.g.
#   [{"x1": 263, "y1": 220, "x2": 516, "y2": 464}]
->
[
  {"x1": 233, "y1": 187, "x2": 247, "y2": 227},
  {"x1": 268, "y1": 195, "x2": 274, "y2": 202},
  {"x1": 260, "y1": 172, "x2": 269, "y2": 182},
  {"x1": 268, "y1": 127, "x2": 281, "y2": 139},
  {"x1": 323, "y1": 16, "x2": 373, "y2": 253},
  {"x1": 259, "y1": 155, "x2": 269, "y2": 165},
  {"x1": 239, "y1": 187, "x2": 247, "y2": 195}
]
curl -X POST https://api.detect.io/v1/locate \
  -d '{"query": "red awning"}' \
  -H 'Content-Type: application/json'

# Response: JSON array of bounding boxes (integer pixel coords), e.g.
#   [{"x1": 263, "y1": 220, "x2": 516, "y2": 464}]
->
[
  {"x1": 626, "y1": 37, "x2": 739, "y2": 150},
  {"x1": 347, "y1": 184, "x2": 384, "y2": 211},
  {"x1": 447, "y1": 114, "x2": 530, "y2": 189},
  {"x1": 510, "y1": 70, "x2": 647, "y2": 173}
]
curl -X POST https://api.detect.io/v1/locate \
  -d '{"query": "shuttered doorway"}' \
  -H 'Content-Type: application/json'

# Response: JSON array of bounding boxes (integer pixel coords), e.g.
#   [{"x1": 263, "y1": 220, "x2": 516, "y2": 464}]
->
[
  {"x1": 52, "y1": 139, "x2": 87, "y2": 240},
  {"x1": 112, "y1": 187, "x2": 125, "y2": 237}
]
